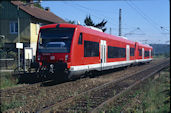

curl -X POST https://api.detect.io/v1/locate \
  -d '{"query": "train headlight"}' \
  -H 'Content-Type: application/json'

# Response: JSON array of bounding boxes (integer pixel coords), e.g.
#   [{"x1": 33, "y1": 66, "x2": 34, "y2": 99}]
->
[
  {"x1": 65, "y1": 55, "x2": 68, "y2": 61},
  {"x1": 50, "y1": 56, "x2": 55, "y2": 60}
]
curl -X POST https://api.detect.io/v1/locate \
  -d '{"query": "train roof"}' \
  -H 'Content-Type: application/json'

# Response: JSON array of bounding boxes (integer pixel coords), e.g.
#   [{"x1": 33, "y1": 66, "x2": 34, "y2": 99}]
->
[
  {"x1": 78, "y1": 25, "x2": 135, "y2": 44},
  {"x1": 41, "y1": 23, "x2": 152, "y2": 46},
  {"x1": 40, "y1": 23, "x2": 77, "y2": 29},
  {"x1": 136, "y1": 42, "x2": 153, "y2": 49}
]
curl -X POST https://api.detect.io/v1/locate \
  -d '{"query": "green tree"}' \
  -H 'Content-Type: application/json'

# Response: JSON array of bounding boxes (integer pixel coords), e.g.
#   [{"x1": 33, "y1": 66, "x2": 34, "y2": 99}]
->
[
  {"x1": 67, "y1": 20, "x2": 76, "y2": 24},
  {"x1": 94, "y1": 19, "x2": 107, "y2": 32},
  {"x1": 20, "y1": 0, "x2": 44, "y2": 9},
  {"x1": 34, "y1": 2, "x2": 44, "y2": 9},
  {"x1": 84, "y1": 15, "x2": 95, "y2": 26},
  {"x1": 84, "y1": 15, "x2": 107, "y2": 32}
]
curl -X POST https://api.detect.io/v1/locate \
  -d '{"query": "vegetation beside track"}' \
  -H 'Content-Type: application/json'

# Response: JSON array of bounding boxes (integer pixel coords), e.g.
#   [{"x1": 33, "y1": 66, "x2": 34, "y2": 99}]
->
[
  {"x1": 0, "y1": 98, "x2": 25, "y2": 112},
  {"x1": 0, "y1": 72, "x2": 18, "y2": 89},
  {"x1": 100, "y1": 67, "x2": 170, "y2": 113},
  {"x1": 0, "y1": 72, "x2": 22, "y2": 112}
]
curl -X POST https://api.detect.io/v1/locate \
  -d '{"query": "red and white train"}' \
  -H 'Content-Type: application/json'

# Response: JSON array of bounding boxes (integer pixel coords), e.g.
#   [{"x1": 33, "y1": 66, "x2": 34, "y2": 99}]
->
[{"x1": 36, "y1": 23, "x2": 153, "y2": 79}]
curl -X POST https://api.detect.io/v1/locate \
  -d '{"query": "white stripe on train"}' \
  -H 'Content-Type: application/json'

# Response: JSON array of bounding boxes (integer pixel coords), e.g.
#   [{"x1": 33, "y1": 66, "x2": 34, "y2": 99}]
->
[{"x1": 70, "y1": 58, "x2": 152, "y2": 71}]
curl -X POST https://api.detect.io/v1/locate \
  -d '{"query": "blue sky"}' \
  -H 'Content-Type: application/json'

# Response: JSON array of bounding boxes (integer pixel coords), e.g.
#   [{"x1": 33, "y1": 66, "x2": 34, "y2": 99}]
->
[{"x1": 41, "y1": 0, "x2": 170, "y2": 44}]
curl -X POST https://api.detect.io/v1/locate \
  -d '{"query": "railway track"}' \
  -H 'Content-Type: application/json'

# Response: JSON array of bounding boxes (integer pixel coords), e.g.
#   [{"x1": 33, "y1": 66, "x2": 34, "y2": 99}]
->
[
  {"x1": 1, "y1": 59, "x2": 168, "y2": 112},
  {"x1": 38, "y1": 59, "x2": 170, "y2": 113}
]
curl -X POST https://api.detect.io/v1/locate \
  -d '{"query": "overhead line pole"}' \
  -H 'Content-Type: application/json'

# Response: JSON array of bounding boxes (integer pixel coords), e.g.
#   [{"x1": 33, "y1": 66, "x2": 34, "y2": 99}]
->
[
  {"x1": 110, "y1": 27, "x2": 112, "y2": 35},
  {"x1": 17, "y1": 4, "x2": 20, "y2": 70},
  {"x1": 119, "y1": 8, "x2": 122, "y2": 36}
]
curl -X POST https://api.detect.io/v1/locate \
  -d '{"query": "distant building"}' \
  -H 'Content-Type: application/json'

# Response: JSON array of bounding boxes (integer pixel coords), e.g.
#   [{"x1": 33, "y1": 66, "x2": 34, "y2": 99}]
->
[{"x1": 0, "y1": 0, "x2": 66, "y2": 56}]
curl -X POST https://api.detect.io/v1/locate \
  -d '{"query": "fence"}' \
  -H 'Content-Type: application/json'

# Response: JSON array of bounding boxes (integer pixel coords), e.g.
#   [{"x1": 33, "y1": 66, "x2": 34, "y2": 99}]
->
[{"x1": 0, "y1": 58, "x2": 17, "y2": 70}]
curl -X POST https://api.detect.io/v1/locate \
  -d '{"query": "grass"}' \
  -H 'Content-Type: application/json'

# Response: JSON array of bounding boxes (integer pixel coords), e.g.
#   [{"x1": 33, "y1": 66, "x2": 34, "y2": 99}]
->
[
  {"x1": 0, "y1": 72, "x2": 18, "y2": 89},
  {"x1": 0, "y1": 72, "x2": 24, "y2": 112},
  {"x1": 126, "y1": 69, "x2": 170, "y2": 113},
  {"x1": 1, "y1": 99, "x2": 24, "y2": 112},
  {"x1": 100, "y1": 68, "x2": 170, "y2": 113}
]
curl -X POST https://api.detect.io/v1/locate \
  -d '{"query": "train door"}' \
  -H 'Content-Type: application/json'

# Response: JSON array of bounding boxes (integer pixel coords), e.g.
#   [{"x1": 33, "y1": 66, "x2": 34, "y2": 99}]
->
[
  {"x1": 100, "y1": 40, "x2": 106, "y2": 70},
  {"x1": 142, "y1": 48, "x2": 144, "y2": 59},
  {"x1": 149, "y1": 49, "x2": 151, "y2": 58},
  {"x1": 126, "y1": 45, "x2": 130, "y2": 61}
]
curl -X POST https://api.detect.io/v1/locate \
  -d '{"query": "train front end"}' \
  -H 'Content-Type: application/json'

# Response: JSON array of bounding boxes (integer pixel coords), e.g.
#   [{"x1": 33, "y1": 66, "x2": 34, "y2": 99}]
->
[{"x1": 36, "y1": 24, "x2": 75, "y2": 76}]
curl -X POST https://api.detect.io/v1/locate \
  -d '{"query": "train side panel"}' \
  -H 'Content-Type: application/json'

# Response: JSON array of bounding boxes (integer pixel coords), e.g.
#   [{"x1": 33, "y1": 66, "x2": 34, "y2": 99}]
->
[
  {"x1": 69, "y1": 26, "x2": 137, "y2": 78},
  {"x1": 135, "y1": 42, "x2": 152, "y2": 63}
]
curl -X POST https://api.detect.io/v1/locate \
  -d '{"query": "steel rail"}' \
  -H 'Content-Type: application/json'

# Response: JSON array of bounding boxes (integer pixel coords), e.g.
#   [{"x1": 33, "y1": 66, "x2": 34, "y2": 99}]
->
[
  {"x1": 38, "y1": 59, "x2": 169, "y2": 113},
  {"x1": 91, "y1": 62, "x2": 170, "y2": 113}
]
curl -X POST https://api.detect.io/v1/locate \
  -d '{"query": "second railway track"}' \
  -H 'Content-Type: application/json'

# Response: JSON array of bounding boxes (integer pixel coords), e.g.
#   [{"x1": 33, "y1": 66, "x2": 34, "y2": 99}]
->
[{"x1": 38, "y1": 59, "x2": 170, "y2": 113}]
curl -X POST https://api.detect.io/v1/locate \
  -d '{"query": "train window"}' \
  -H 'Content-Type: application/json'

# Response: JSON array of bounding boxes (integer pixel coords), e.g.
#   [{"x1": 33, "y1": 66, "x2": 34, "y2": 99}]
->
[
  {"x1": 84, "y1": 40, "x2": 99, "y2": 57},
  {"x1": 145, "y1": 51, "x2": 147, "y2": 57},
  {"x1": 38, "y1": 28, "x2": 75, "y2": 53},
  {"x1": 130, "y1": 48, "x2": 135, "y2": 56},
  {"x1": 108, "y1": 46, "x2": 126, "y2": 58},
  {"x1": 78, "y1": 33, "x2": 82, "y2": 45},
  {"x1": 145, "y1": 51, "x2": 149, "y2": 57},
  {"x1": 139, "y1": 49, "x2": 142, "y2": 56}
]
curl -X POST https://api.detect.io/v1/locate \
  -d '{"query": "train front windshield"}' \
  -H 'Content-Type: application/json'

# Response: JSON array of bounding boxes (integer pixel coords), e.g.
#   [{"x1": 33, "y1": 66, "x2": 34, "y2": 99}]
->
[{"x1": 38, "y1": 28, "x2": 75, "y2": 53}]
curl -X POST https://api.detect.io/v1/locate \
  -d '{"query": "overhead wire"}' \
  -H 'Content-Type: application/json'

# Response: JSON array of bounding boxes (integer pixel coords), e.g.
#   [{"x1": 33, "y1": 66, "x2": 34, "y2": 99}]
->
[
  {"x1": 124, "y1": 27, "x2": 146, "y2": 36},
  {"x1": 73, "y1": 3, "x2": 120, "y2": 30},
  {"x1": 62, "y1": 1, "x2": 118, "y2": 30},
  {"x1": 63, "y1": 2, "x2": 107, "y2": 21},
  {"x1": 61, "y1": 1, "x2": 144, "y2": 36},
  {"x1": 129, "y1": 0, "x2": 162, "y2": 29},
  {"x1": 129, "y1": 1, "x2": 170, "y2": 42},
  {"x1": 125, "y1": 0, "x2": 170, "y2": 44},
  {"x1": 74, "y1": 3, "x2": 116, "y2": 14},
  {"x1": 126, "y1": 0, "x2": 163, "y2": 34}
]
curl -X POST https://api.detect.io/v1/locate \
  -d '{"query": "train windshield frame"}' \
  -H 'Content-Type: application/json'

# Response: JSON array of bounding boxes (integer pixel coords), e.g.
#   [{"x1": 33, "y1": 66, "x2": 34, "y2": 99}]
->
[{"x1": 38, "y1": 28, "x2": 75, "y2": 53}]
